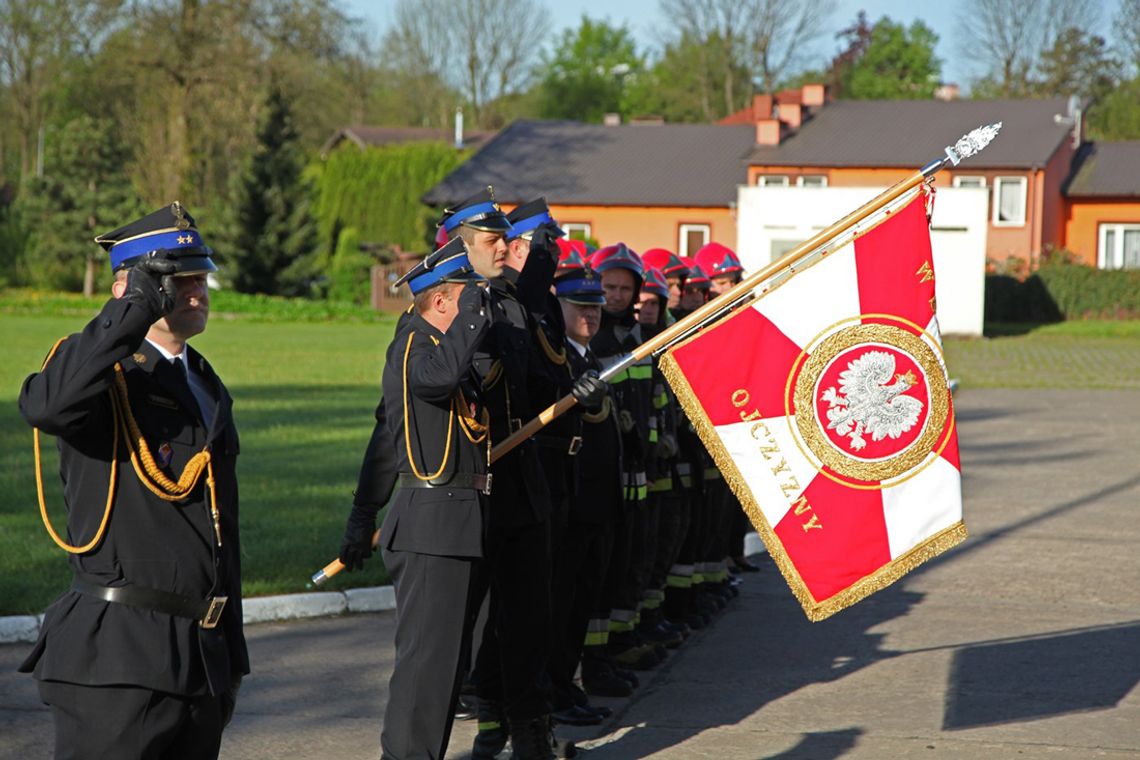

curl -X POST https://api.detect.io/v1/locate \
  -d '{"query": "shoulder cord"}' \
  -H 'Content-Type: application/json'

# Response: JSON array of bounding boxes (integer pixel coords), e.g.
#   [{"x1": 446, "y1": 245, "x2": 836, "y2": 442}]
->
[
  {"x1": 582, "y1": 395, "x2": 612, "y2": 424},
  {"x1": 535, "y1": 324, "x2": 567, "y2": 366},
  {"x1": 34, "y1": 337, "x2": 221, "y2": 554},
  {"x1": 403, "y1": 331, "x2": 455, "y2": 481}
]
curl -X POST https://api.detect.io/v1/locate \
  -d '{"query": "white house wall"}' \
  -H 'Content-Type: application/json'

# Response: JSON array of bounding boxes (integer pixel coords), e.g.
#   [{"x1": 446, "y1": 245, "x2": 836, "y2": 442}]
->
[{"x1": 735, "y1": 186, "x2": 988, "y2": 336}]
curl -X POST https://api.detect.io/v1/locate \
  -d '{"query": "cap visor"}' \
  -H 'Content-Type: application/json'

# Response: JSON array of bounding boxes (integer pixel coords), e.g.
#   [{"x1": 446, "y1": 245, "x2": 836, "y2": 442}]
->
[
  {"x1": 463, "y1": 217, "x2": 513, "y2": 233},
  {"x1": 172, "y1": 255, "x2": 218, "y2": 276},
  {"x1": 562, "y1": 294, "x2": 606, "y2": 305}
]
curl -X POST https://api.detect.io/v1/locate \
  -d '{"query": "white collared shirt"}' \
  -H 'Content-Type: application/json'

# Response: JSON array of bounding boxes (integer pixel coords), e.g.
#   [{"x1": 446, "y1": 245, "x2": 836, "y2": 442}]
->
[{"x1": 567, "y1": 337, "x2": 589, "y2": 358}]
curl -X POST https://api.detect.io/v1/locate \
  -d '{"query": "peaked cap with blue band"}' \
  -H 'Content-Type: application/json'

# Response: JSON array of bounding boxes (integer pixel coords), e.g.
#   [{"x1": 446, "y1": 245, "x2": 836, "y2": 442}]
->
[
  {"x1": 395, "y1": 237, "x2": 486, "y2": 295},
  {"x1": 555, "y1": 265, "x2": 606, "y2": 305},
  {"x1": 505, "y1": 197, "x2": 563, "y2": 241},
  {"x1": 439, "y1": 186, "x2": 513, "y2": 235},
  {"x1": 96, "y1": 201, "x2": 217, "y2": 275}
]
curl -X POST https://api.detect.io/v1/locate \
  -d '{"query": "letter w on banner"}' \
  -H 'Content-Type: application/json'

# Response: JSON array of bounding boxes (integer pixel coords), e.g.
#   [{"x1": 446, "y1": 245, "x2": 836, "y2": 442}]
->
[{"x1": 660, "y1": 190, "x2": 965, "y2": 621}]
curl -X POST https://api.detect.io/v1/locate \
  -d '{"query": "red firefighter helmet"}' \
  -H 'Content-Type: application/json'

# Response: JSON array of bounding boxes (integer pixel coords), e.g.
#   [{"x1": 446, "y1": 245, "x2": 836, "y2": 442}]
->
[
  {"x1": 642, "y1": 267, "x2": 669, "y2": 299},
  {"x1": 694, "y1": 242, "x2": 743, "y2": 279},
  {"x1": 590, "y1": 242, "x2": 644, "y2": 285},
  {"x1": 680, "y1": 257, "x2": 711, "y2": 290},
  {"x1": 641, "y1": 248, "x2": 690, "y2": 280}
]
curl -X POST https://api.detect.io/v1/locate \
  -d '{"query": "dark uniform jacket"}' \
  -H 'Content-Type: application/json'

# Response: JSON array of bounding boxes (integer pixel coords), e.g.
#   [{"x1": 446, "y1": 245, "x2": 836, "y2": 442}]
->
[
  {"x1": 378, "y1": 307, "x2": 490, "y2": 559},
  {"x1": 17, "y1": 297, "x2": 248, "y2": 697},
  {"x1": 592, "y1": 308, "x2": 656, "y2": 493},
  {"x1": 473, "y1": 274, "x2": 554, "y2": 528},
  {"x1": 566, "y1": 341, "x2": 622, "y2": 523}
]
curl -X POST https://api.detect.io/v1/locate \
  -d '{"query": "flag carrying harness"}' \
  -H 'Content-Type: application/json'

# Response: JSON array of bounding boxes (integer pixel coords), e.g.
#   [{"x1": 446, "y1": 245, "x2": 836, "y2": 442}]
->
[{"x1": 33, "y1": 337, "x2": 222, "y2": 554}]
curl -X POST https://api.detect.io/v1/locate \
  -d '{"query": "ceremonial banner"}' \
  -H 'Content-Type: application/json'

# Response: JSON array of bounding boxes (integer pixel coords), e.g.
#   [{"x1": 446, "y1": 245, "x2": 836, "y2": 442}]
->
[{"x1": 660, "y1": 191, "x2": 966, "y2": 621}]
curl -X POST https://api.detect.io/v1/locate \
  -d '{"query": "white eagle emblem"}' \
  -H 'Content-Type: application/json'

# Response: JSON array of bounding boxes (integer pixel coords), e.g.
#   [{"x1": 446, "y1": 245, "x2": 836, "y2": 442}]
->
[{"x1": 821, "y1": 350, "x2": 924, "y2": 451}]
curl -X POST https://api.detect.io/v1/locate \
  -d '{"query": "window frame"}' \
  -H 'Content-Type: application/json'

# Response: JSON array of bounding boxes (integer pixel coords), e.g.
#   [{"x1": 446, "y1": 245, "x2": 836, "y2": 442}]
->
[
  {"x1": 1097, "y1": 222, "x2": 1140, "y2": 269},
  {"x1": 797, "y1": 174, "x2": 828, "y2": 188},
  {"x1": 562, "y1": 222, "x2": 592, "y2": 241},
  {"x1": 952, "y1": 175, "x2": 986, "y2": 189},
  {"x1": 758, "y1": 174, "x2": 790, "y2": 187},
  {"x1": 678, "y1": 223, "x2": 711, "y2": 258},
  {"x1": 992, "y1": 176, "x2": 1028, "y2": 227}
]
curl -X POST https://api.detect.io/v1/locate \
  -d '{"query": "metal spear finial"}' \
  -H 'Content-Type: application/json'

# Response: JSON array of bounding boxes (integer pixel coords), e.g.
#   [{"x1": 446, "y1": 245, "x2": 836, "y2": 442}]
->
[{"x1": 943, "y1": 122, "x2": 1002, "y2": 166}]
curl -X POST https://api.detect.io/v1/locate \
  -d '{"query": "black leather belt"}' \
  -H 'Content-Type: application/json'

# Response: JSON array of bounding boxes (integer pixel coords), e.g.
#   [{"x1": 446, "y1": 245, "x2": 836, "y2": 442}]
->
[
  {"x1": 536, "y1": 434, "x2": 583, "y2": 456},
  {"x1": 398, "y1": 472, "x2": 492, "y2": 495},
  {"x1": 72, "y1": 579, "x2": 227, "y2": 629}
]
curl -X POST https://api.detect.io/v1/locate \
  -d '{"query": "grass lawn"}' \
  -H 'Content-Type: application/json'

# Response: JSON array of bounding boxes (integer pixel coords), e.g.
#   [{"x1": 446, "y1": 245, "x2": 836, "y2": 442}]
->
[
  {"x1": 2, "y1": 301, "x2": 1138, "y2": 615},
  {"x1": 1, "y1": 310, "x2": 399, "y2": 615}
]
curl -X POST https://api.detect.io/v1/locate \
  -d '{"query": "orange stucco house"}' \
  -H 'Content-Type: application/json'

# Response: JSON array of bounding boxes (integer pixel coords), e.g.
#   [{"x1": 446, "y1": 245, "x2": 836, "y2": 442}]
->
[{"x1": 423, "y1": 91, "x2": 1140, "y2": 271}]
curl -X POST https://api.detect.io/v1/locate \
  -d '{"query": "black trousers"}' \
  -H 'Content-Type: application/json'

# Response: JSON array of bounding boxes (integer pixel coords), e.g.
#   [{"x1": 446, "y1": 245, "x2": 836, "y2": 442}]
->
[
  {"x1": 381, "y1": 549, "x2": 481, "y2": 760},
  {"x1": 547, "y1": 518, "x2": 610, "y2": 707},
  {"x1": 473, "y1": 518, "x2": 552, "y2": 722},
  {"x1": 38, "y1": 680, "x2": 223, "y2": 760}
]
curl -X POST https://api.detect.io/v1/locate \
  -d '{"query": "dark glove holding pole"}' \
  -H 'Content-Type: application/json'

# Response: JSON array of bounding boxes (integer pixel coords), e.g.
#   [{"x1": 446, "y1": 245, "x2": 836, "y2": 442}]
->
[
  {"x1": 529, "y1": 221, "x2": 563, "y2": 253},
  {"x1": 124, "y1": 252, "x2": 177, "y2": 321},
  {"x1": 339, "y1": 504, "x2": 379, "y2": 572},
  {"x1": 571, "y1": 370, "x2": 608, "y2": 412}
]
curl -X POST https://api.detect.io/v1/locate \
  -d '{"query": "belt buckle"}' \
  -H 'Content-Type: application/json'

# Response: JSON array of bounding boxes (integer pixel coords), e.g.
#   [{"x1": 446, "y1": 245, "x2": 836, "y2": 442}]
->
[
  {"x1": 201, "y1": 596, "x2": 228, "y2": 629},
  {"x1": 567, "y1": 436, "x2": 583, "y2": 456},
  {"x1": 509, "y1": 418, "x2": 523, "y2": 434},
  {"x1": 482, "y1": 473, "x2": 494, "y2": 496}
]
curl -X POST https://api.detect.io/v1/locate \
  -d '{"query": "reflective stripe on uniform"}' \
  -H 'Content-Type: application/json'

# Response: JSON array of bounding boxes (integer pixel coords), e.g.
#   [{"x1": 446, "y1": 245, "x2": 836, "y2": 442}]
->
[
  {"x1": 704, "y1": 466, "x2": 721, "y2": 480},
  {"x1": 649, "y1": 477, "x2": 672, "y2": 492},
  {"x1": 478, "y1": 721, "x2": 502, "y2": 732}
]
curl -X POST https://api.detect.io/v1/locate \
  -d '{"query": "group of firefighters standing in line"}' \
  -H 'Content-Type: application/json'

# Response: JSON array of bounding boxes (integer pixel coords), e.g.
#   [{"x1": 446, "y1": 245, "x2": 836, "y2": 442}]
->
[
  {"x1": 339, "y1": 187, "x2": 761, "y2": 759},
  {"x1": 15, "y1": 189, "x2": 759, "y2": 760}
]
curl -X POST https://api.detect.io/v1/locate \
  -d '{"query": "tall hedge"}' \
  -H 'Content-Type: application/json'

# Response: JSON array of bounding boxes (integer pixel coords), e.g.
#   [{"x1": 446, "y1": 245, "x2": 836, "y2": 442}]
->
[
  {"x1": 313, "y1": 142, "x2": 468, "y2": 261},
  {"x1": 984, "y1": 258, "x2": 1140, "y2": 322}
]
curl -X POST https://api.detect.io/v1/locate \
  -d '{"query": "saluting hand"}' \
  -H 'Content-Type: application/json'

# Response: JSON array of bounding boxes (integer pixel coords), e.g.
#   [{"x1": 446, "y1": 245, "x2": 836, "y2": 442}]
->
[
  {"x1": 124, "y1": 252, "x2": 177, "y2": 320},
  {"x1": 458, "y1": 280, "x2": 490, "y2": 317}
]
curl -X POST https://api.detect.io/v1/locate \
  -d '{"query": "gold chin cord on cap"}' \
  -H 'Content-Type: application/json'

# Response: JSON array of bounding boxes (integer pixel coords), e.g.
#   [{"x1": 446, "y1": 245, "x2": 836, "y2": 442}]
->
[{"x1": 34, "y1": 338, "x2": 222, "y2": 554}]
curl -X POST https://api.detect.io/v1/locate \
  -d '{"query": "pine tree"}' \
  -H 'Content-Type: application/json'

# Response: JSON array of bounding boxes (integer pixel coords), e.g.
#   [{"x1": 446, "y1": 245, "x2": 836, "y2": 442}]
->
[
  {"x1": 229, "y1": 87, "x2": 318, "y2": 295},
  {"x1": 17, "y1": 115, "x2": 143, "y2": 293}
]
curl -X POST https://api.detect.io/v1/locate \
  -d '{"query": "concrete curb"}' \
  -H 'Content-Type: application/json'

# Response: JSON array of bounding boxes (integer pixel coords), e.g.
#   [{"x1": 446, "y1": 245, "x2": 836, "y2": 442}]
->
[
  {"x1": 0, "y1": 585, "x2": 397, "y2": 645},
  {"x1": 1, "y1": 533, "x2": 764, "y2": 645}
]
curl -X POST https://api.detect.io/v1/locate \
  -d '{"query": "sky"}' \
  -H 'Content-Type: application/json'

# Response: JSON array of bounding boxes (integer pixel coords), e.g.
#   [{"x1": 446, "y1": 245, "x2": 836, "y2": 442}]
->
[{"x1": 345, "y1": 0, "x2": 1123, "y2": 92}]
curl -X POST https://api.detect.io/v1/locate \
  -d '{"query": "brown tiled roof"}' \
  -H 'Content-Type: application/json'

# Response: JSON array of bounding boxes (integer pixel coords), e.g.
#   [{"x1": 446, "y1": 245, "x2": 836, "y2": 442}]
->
[
  {"x1": 320, "y1": 125, "x2": 494, "y2": 154},
  {"x1": 746, "y1": 98, "x2": 1075, "y2": 169},
  {"x1": 422, "y1": 120, "x2": 756, "y2": 207},
  {"x1": 1064, "y1": 141, "x2": 1140, "y2": 197}
]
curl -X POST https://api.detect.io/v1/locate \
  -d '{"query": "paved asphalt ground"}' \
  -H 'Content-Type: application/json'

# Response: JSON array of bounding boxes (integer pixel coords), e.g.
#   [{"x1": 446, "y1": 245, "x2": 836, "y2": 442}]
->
[{"x1": 1, "y1": 388, "x2": 1137, "y2": 759}]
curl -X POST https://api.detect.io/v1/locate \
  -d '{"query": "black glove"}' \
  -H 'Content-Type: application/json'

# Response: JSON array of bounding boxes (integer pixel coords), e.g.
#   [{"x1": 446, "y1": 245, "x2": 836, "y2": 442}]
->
[
  {"x1": 457, "y1": 280, "x2": 490, "y2": 317},
  {"x1": 571, "y1": 371, "x2": 607, "y2": 411},
  {"x1": 529, "y1": 222, "x2": 563, "y2": 253},
  {"x1": 221, "y1": 675, "x2": 242, "y2": 727},
  {"x1": 124, "y1": 252, "x2": 177, "y2": 320},
  {"x1": 339, "y1": 504, "x2": 379, "y2": 572}
]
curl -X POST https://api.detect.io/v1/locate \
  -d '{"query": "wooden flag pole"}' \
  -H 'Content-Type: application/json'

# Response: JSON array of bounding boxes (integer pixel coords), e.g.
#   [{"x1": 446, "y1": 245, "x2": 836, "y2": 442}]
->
[
  {"x1": 488, "y1": 122, "x2": 1002, "y2": 463},
  {"x1": 310, "y1": 122, "x2": 1000, "y2": 585}
]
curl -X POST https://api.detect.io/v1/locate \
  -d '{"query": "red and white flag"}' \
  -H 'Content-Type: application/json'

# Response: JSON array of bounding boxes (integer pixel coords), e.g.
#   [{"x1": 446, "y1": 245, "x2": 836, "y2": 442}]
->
[{"x1": 660, "y1": 192, "x2": 965, "y2": 621}]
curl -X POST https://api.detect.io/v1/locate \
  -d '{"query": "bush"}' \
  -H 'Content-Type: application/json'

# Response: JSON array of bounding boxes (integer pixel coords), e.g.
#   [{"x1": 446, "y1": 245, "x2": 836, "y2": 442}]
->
[
  {"x1": 327, "y1": 227, "x2": 373, "y2": 305},
  {"x1": 984, "y1": 249, "x2": 1140, "y2": 322}
]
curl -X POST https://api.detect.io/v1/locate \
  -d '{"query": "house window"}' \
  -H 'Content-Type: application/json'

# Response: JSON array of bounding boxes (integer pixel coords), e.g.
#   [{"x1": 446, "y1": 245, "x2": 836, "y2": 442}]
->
[
  {"x1": 758, "y1": 175, "x2": 789, "y2": 187},
  {"x1": 953, "y1": 176, "x2": 986, "y2": 189},
  {"x1": 1098, "y1": 223, "x2": 1140, "y2": 269},
  {"x1": 797, "y1": 175, "x2": 828, "y2": 188},
  {"x1": 993, "y1": 176, "x2": 1027, "y2": 226},
  {"x1": 678, "y1": 224, "x2": 710, "y2": 257},
  {"x1": 770, "y1": 239, "x2": 804, "y2": 262},
  {"x1": 562, "y1": 222, "x2": 591, "y2": 241}
]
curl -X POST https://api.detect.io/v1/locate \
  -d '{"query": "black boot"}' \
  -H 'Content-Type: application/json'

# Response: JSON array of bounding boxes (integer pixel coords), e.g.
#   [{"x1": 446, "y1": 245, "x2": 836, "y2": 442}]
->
[
  {"x1": 472, "y1": 699, "x2": 509, "y2": 759},
  {"x1": 508, "y1": 715, "x2": 556, "y2": 760}
]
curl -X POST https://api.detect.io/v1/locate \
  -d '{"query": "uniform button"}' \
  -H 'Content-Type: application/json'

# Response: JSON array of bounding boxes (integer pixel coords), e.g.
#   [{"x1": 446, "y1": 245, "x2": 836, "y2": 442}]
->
[
  {"x1": 447, "y1": 491, "x2": 453, "y2": 497},
  {"x1": 103, "y1": 319, "x2": 112, "y2": 328}
]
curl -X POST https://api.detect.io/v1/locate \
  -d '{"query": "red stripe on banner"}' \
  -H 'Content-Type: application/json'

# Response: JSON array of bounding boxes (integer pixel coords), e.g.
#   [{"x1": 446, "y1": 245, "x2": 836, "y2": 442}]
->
[
  {"x1": 775, "y1": 472, "x2": 891, "y2": 602},
  {"x1": 670, "y1": 307, "x2": 805, "y2": 426},
  {"x1": 855, "y1": 196, "x2": 935, "y2": 329}
]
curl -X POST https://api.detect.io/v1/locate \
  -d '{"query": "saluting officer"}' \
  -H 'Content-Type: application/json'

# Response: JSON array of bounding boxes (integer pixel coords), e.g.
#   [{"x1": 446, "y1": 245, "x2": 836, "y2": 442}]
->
[
  {"x1": 18, "y1": 203, "x2": 248, "y2": 760},
  {"x1": 373, "y1": 238, "x2": 492, "y2": 760}
]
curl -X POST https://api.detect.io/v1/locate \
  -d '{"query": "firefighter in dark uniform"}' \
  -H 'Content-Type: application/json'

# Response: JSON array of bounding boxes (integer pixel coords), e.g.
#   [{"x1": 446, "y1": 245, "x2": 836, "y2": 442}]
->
[
  {"x1": 549, "y1": 246, "x2": 635, "y2": 701},
  {"x1": 18, "y1": 203, "x2": 248, "y2": 760},
  {"x1": 442, "y1": 188, "x2": 604, "y2": 760},
  {"x1": 588, "y1": 243, "x2": 664, "y2": 673},
  {"x1": 371, "y1": 238, "x2": 492, "y2": 760}
]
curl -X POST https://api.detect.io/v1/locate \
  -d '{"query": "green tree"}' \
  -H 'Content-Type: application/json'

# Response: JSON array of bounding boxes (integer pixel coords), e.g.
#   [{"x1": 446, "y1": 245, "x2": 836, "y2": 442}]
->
[
  {"x1": 17, "y1": 114, "x2": 142, "y2": 293},
  {"x1": 1035, "y1": 27, "x2": 1120, "y2": 101},
  {"x1": 537, "y1": 17, "x2": 645, "y2": 123},
  {"x1": 624, "y1": 32, "x2": 752, "y2": 122},
  {"x1": 833, "y1": 15, "x2": 941, "y2": 99},
  {"x1": 228, "y1": 87, "x2": 318, "y2": 296}
]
